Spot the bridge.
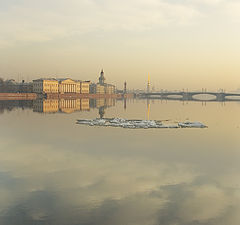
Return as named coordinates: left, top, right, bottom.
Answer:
left=138, top=91, right=240, bottom=102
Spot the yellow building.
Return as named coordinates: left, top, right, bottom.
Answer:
left=90, top=83, right=115, bottom=94
left=80, top=81, right=90, bottom=94
left=58, top=79, right=81, bottom=94
left=33, top=79, right=58, bottom=93
left=33, top=78, right=90, bottom=94
left=96, top=84, right=105, bottom=94
left=33, top=99, right=59, bottom=113
left=89, top=70, right=115, bottom=94
left=105, top=84, right=116, bottom=94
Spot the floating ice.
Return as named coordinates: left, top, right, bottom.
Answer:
left=178, top=121, right=207, bottom=128
left=76, top=118, right=207, bottom=129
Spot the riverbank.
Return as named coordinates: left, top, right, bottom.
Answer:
left=0, top=93, right=37, bottom=100
left=45, top=93, right=134, bottom=99
left=0, top=93, right=134, bottom=100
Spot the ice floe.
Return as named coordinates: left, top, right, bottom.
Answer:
left=178, top=121, right=207, bottom=128
left=76, top=118, right=207, bottom=129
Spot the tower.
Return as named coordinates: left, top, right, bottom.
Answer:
left=99, top=69, right=106, bottom=85
left=147, top=74, right=150, bottom=93
left=124, top=81, right=127, bottom=94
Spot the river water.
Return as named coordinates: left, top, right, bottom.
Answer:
left=0, top=98, right=239, bottom=225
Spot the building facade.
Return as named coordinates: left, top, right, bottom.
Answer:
left=99, top=69, right=106, bottom=85
left=58, top=79, right=81, bottom=94
left=33, top=78, right=90, bottom=94
left=90, top=70, right=116, bottom=94
left=96, top=84, right=105, bottom=94
left=105, top=84, right=116, bottom=94
left=80, top=81, right=90, bottom=94
left=33, top=79, right=59, bottom=93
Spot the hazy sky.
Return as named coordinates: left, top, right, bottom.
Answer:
left=0, top=0, right=240, bottom=90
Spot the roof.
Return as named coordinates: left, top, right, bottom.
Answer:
left=33, top=78, right=91, bottom=83
left=33, top=78, right=57, bottom=82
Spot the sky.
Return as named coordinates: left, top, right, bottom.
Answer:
left=0, top=0, right=240, bottom=90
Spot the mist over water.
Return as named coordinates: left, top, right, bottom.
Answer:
left=0, top=99, right=239, bottom=225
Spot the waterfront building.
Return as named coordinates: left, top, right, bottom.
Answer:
left=99, top=69, right=105, bottom=85
left=33, top=79, right=58, bottom=94
left=90, top=83, right=105, bottom=94
left=33, top=78, right=90, bottom=94
left=90, top=70, right=116, bottom=94
left=105, top=84, right=115, bottom=94
left=89, top=83, right=96, bottom=94
left=58, top=78, right=81, bottom=94
left=96, top=83, right=105, bottom=94
left=80, top=81, right=90, bottom=94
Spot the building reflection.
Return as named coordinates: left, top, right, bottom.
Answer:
left=89, top=98, right=116, bottom=118
left=98, top=106, right=105, bottom=119
left=32, top=98, right=115, bottom=114
left=33, top=99, right=59, bottom=113
left=33, top=99, right=91, bottom=113
left=0, top=98, right=116, bottom=115
left=89, top=98, right=115, bottom=109
left=0, top=100, right=33, bottom=114
left=59, top=98, right=90, bottom=113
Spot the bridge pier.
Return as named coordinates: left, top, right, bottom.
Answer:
left=216, top=93, right=226, bottom=102
left=182, top=93, right=193, bottom=101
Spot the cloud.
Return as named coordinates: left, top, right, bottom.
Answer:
left=0, top=0, right=202, bottom=48
left=225, top=1, right=240, bottom=23
left=1, top=0, right=240, bottom=49
left=189, top=0, right=223, bottom=5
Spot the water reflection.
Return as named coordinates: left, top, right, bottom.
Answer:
left=33, top=98, right=116, bottom=114
left=0, top=98, right=116, bottom=116
left=0, top=99, right=239, bottom=225
left=0, top=100, right=33, bottom=114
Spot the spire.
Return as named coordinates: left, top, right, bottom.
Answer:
left=124, top=81, right=127, bottom=93
left=99, top=69, right=106, bottom=85
left=147, top=73, right=150, bottom=93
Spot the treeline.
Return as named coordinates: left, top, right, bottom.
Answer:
left=0, top=78, right=32, bottom=93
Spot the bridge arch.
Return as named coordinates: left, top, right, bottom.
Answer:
left=225, top=95, right=240, bottom=101
left=165, top=94, right=183, bottom=99
left=191, top=93, right=217, bottom=101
